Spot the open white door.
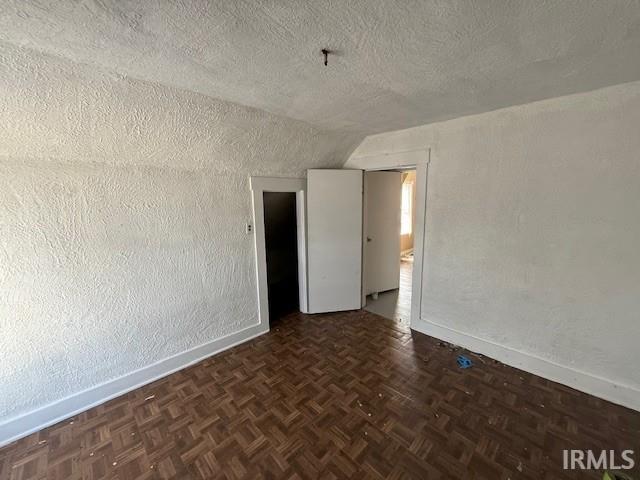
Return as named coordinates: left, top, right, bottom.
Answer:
left=307, top=169, right=363, bottom=313
left=363, top=171, right=402, bottom=296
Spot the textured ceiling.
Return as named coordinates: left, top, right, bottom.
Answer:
left=1, top=0, right=640, bottom=133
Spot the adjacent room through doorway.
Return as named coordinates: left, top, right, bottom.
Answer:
left=363, top=169, right=416, bottom=323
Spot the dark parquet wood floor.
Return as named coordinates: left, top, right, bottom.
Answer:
left=1, top=311, right=639, bottom=479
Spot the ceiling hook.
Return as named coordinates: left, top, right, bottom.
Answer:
left=321, top=49, right=330, bottom=66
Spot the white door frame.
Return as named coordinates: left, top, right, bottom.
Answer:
left=250, top=177, right=308, bottom=330
left=349, top=149, right=430, bottom=327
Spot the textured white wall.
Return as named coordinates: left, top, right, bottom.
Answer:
left=0, top=41, right=360, bottom=422
left=347, top=81, right=640, bottom=395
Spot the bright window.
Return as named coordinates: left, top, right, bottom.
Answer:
left=401, top=180, right=413, bottom=235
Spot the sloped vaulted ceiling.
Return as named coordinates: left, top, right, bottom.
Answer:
left=1, top=0, right=640, bottom=134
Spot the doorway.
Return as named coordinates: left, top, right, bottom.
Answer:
left=363, top=169, right=416, bottom=324
left=263, top=192, right=299, bottom=324
left=251, top=158, right=427, bottom=330
left=250, top=176, right=308, bottom=331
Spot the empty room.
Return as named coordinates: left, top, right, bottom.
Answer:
left=1, top=1, right=640, bottom=479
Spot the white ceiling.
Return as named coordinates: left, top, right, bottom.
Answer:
left=1, top=0, right=640, bottom=134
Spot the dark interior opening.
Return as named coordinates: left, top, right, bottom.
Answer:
left=263, top=192, right=299, bottom=325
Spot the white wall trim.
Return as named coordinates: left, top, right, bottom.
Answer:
left=350, top=148, right=430, bottom=326
left=410, top=157, right=429, bottom=327
left=250, top=176, right=308, bottom=327
left=0, top=323, right=268, bottom=447
left=412, top=318, right=640, bottom=412
left=250, top=176, right=305, bottom=193
left=350, top=148, right=431, bottom=167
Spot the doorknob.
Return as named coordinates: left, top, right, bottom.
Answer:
left=367, top=237, right=372, bottom=242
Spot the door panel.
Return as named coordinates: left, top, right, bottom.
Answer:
left=307, top=169, right=363, bottom=313
left=364, top=171, right=402, bottom=296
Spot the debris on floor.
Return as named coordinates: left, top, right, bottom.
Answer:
left=467, top=351, right=487, bottom=364
left=437, top=341, right=459, bottom=351
left=436, top=340, right=496, bottom=368
left=456, top=355, right=473, bottom=369
left=603, top=471, right=636, bottom=480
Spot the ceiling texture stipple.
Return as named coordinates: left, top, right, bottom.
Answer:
left=1, top=0, right=640, bottom=134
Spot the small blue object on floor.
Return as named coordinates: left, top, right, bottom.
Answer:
left=457, top=355, right=473, bottom=369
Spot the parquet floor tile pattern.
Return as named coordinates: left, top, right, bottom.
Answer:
left=1, top=311, right=638, bottom=479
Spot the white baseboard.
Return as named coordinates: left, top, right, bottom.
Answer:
left=0, top=323, right=268, bottom=448
left=412, top=318, right=640, bottom=412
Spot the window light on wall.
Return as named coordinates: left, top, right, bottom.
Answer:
left=401, top=180, right=413, bottom=235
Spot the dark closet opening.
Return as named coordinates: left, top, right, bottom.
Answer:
left=263, top=192, right=299, bottom=325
